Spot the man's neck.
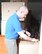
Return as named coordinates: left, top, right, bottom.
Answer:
left=16, top=11, right=21, bottom=18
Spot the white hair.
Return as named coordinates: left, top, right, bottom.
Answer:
left=18, top=6, right=28, bottom=12
left=16, top=6, right=28, bottom=18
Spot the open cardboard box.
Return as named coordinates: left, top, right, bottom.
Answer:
left=18, top=38, right=39, bottom=54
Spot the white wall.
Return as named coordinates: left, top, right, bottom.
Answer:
left=39, top=16, right=42, bottom=54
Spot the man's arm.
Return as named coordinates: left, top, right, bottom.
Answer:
left=17, top=31, right=32, bottom=41
left=17, top=30, right=38, bottom=42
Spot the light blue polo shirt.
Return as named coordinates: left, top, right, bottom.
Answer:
left=5, top=13, right=22, bottom=39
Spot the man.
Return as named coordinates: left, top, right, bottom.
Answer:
left=4, top=6, right=38, bottom=54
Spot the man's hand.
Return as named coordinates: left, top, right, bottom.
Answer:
left=26, top=31, right=31, bottom=36
left=31, top=38, right=38, bottom=42
left=23, top=30, right=31, bottom=36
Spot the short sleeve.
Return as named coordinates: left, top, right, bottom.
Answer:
left=12, top=14, right=22, bottom=32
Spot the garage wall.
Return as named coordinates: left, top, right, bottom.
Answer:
left=27, top=2, right=42, bottom=23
